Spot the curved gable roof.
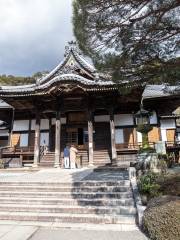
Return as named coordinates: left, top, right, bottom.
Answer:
left=0, top=41, right=114, bottom=97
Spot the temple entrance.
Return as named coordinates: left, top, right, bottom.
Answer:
left=64, top=111, right=88, bottom=149
left=78, top=128, right=84, bottom=145
left=94, top=122, right=111, bottom=150
left=66, top=127, right=88, bottom=149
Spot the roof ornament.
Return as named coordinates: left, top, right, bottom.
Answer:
left=64, top=41, right=82, bottom=57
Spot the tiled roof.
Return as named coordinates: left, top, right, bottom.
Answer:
left=0, top=42, right=115, bottom=97
left=143, top=85, right=179, bottom=99
left=0, top=99, right=12, bottom=108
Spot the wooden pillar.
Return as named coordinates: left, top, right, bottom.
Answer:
left=54, top=111, right=61, bottom=168
left=28, top=119, right=32, bottom=148
left=88, top=111, right=94, bottom=166
left=49, top=118, right=52, bottom=151
left=33, top=113, right=40, bottom=167
left=9, top=108, right=15, bottom=147
left=110, top=112, right=117, bottom=161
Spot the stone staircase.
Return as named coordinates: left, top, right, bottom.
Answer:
left=0, top=177, right=137, bottom=225
left=93, top=149, right=112, bottom=166
left=39, top=152, right=55, bottom=167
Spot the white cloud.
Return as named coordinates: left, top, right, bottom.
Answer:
left=0, top=0, right=73, bottom=75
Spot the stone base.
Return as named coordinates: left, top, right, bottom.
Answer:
left=136, top=153, right=160, bottom=173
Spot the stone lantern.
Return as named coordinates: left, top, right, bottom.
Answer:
left=135, top=106, right=152, bottom=149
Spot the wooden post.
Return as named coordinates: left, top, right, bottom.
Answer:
left=110, top=113, right=117, bottom=161
left=28, top=119, right=31, bottom=148
left=33, top=113, right=40, bottom=167
left=9, top=108, right=15, bottom=147
left=54, top=111, right=61, bottom=168
left=49, top=118, right=52, bottom=151
left=88, top=111, right=94, bottom=166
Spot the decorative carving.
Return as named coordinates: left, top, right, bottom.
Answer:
left=55, top=64, right=80, bottom=76
left=64, top=41, right=82, bottom=57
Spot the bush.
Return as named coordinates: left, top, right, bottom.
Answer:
left=143, top=196, right=180, bottom=240
left=138, top=147, right=155, bottom=154
left=138, top=172, right=161, bottom=199
left=158, top=153, right=175, bottom=168
left=158, top=173, right=180, bottom=197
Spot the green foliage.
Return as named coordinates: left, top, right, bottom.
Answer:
left=73, top=0, right=180, bottom=85
left=0, top=71, right=49, bottom=86
left=0, top=75, right=35, bottom=86
left=143, top=196, right=180, bottom=240
left=138, top=147, right=155, bottom=154
left=136, top=124, right=153, bottom=134
left=138, top=172, right=161, bottom=198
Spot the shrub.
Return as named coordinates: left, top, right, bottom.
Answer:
left=158, top=173, right=180, bottom=197
left=138, top=172, right=161, bottom=199
left=158, top=153, right=175, bottom=168
left=143, top=196, right=180, bottom=240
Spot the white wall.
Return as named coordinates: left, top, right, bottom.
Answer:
left=13, top=120, right=29, bottom=131
left=160, top=119, right=176, bottom=129
left=94, top=115, right=110, bottom=122
left=31, top=119, right=51, bottom=130
left=20, top=133, right=28, bottom=147
left=40, top=132, right=49, bottom=146
left=161, top=129, right=167, bottom=141
left=0, top=130, right=9, bottom=136
left=114, top=114, right=134, bottom=126
left=31, top=120, right=36, bottom=130
left=40, top=119, right=49, bottom=130
left=137, top=131, right=142, bottom=143
left=150, top=111, right=158, bottom=124
left=115, top=129, right=124, bottom=144
left=51, top=118, right=66, bottom=125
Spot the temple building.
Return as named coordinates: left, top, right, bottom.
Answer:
left=0, top=42, right=180, bottom=168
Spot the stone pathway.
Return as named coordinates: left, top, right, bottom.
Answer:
left=0, top=168, right=92, bottom=183
left=30, top=228, right=148, bottom=240
left=0, top=223, right=148, bottom=240
left=83, top=170, right=129, bottom=181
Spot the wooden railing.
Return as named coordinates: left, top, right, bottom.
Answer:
left=116, top=142, right=156, bottom=151
left=166, top=141, right=180, bottom=148
left=1, top=146, right=34, bottom=155
left=116, top=141, right=180, bottom=151
left=1, top=140, right=179, bottom=157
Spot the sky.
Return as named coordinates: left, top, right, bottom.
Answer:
left=0, top=0, right=73, bottom=76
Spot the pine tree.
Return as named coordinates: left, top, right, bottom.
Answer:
left=73, top=0, right=180, bottom=85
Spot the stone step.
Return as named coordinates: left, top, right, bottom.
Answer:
left=0, top=186, right=131, bottom=192
left=0, top=181, right=130, bottom=187
left=0, top=197, right=135, bottom=206
left=0, top=211, right=136, bottom=224
left=0, top=204, right=136, bottom=215
left=0, top=191, right=133, bottom=199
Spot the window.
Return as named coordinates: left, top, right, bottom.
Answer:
left=40, top=132, right=49, bottom=146
left=115, top=129, right=124, bottom=144
left=66, top=131, right=78, bottom=144
left=20, top=133, right=28, bottom=147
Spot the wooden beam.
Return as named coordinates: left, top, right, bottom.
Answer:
left=54, top=111, right=61, bottom=168
left=88, top=110, right=94, bottom=166
left=33, top=112, right=40, bottom=167
left=110, top=110, right=117, bottom=161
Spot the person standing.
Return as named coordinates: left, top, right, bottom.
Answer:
left=63, top=146, right=70, bottom=169
left=70, top=145, right=78, bottom=169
